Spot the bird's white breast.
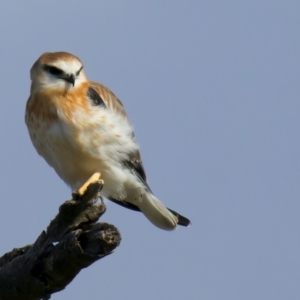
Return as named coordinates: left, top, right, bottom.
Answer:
left=27, top=104, right=139, bottom=193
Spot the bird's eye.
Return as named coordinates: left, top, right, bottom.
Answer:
left=43, top=65, right=63, bottom=76
left=76, top=66, right=83, bottom=76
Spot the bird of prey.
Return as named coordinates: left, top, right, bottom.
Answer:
left=25, top=51, right=190, bottom=230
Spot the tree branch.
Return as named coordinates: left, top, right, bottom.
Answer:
left=0, top=173, right=121, bottom=300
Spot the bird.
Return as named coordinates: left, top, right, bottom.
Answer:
left=25, top=51, right=190, bottom=230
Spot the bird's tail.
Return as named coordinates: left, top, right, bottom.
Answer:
left=138, top=192, right=190, bottom=230
left=167, top=208, right=191, bottom=227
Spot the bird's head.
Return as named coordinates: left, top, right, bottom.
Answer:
left=30, top=51, right=87, bottom=93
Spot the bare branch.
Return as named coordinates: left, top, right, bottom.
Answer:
left=0, top=173, right=121, bottom=300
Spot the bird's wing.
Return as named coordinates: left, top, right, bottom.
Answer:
left=88, top=81, right=128, bottom=119
left=87, top=82, right=148, bottom=183
left=86, top=82, right=190, bottom=227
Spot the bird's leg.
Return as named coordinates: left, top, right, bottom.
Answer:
left=96, top=195, right=105, bottom=205
left=72, top=172, right=104, bottom=200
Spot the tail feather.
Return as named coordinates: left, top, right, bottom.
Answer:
left=138, top=193, right=178, bottom=230
left=167, top=208, right=191, bottom=227
left=109, top=194, right=191, bottom=230
left=118, top=160, right=191, bottom=229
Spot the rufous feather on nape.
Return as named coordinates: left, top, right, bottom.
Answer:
left=25, top=51, right=190, bottom=230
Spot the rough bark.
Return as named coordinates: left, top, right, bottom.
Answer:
left=0, top=174, right=121, bottom=300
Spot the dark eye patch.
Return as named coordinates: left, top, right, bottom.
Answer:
left=87, top=87, right=106, bottom=108
left=43, top=65, right=63, bottom=76
left=76, top=66, right=83, bottom=76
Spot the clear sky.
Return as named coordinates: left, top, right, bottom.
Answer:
left=0, top=1, right=299, bottom=299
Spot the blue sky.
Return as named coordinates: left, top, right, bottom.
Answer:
left=0, top=1, right=299, bottom=299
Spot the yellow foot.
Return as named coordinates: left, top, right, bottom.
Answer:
left=72, top=172, right=104, bottom=200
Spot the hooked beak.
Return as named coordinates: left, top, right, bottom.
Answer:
left=63, top=73, right=75, bottom=86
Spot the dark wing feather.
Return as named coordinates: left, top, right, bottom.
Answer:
left=87, top=87, right=106, bottom=107
left=108, top=154, right=151, bottom=211
left=88, top=82, right=128, bottom=118
left=124, top=156, right=150, bottom=192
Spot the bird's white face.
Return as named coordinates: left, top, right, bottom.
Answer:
left=30, top=52, right=87, bottom=92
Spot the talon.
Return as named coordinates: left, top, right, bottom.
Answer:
left=100, top=196, right=104, bottom=204
left=94, top=195, right=104, bottom=204
left=75, top=172, right=102, bottom=197
left=72, top=192, right=81, bottom=201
